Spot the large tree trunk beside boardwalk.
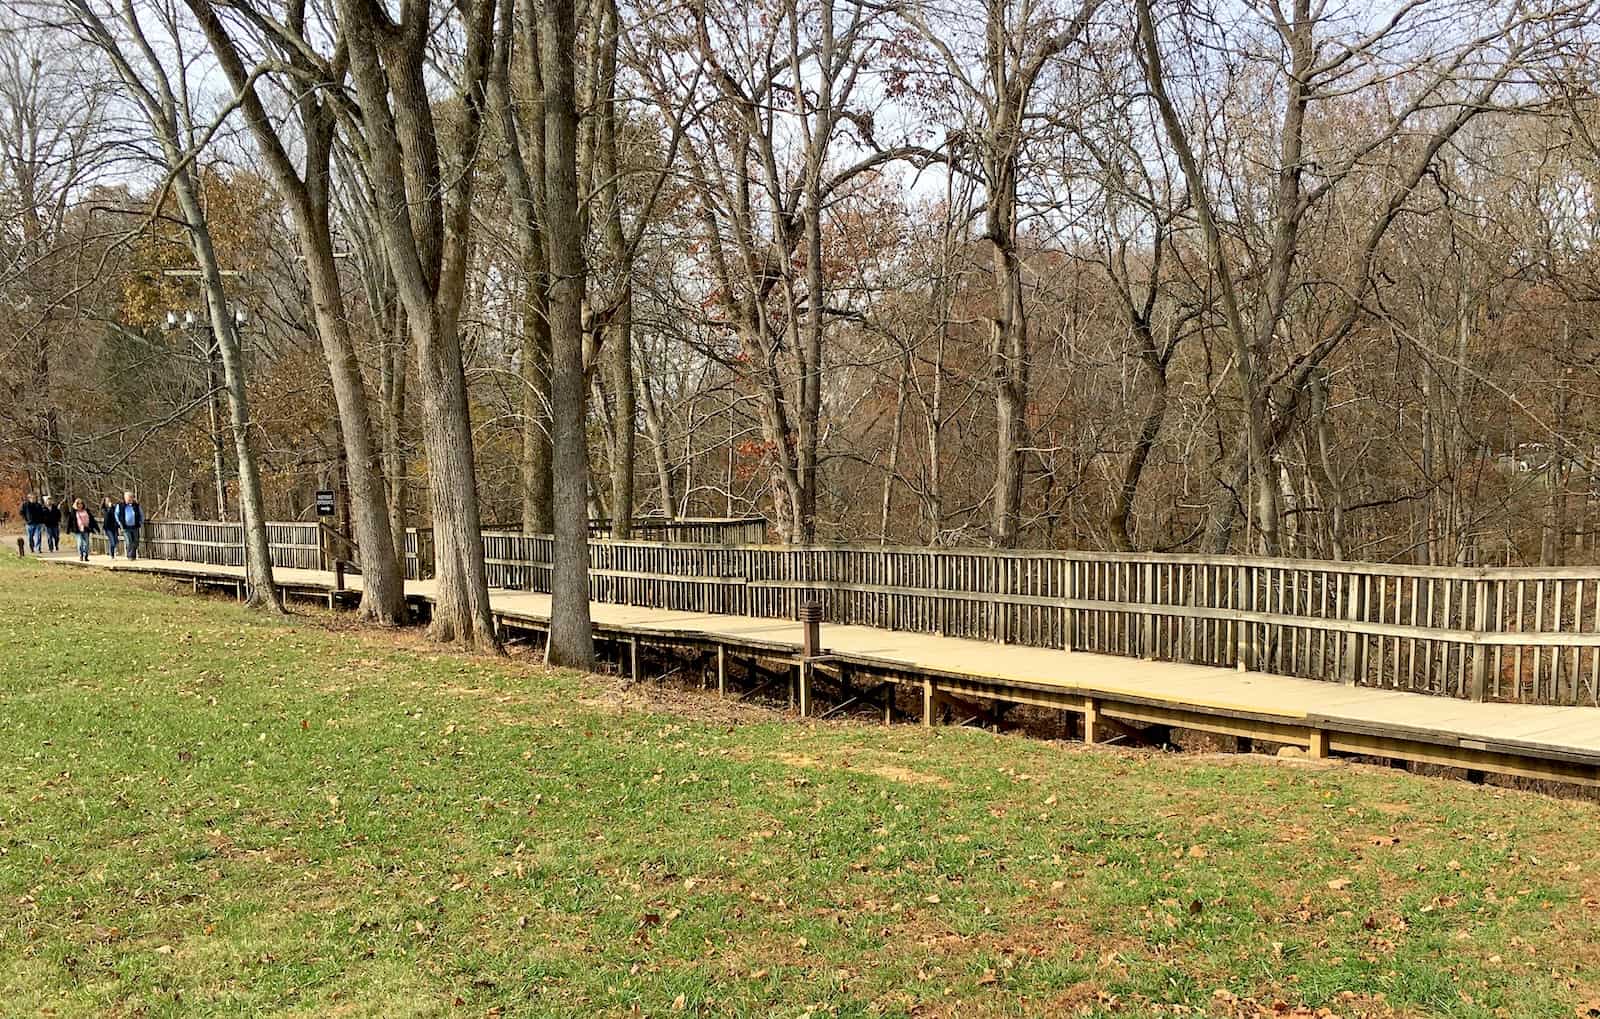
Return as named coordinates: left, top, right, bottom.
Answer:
left=418, top=329, right=500, bottom=641
left=335, top=0, right=500, bottom=648
left=486, top=0, right=556, bottom=536
left=299, top=223, right=410, bottom=622
left=187, top=0, right=409, bottom=622
left=172, top=172, right=281, bottom=610
left=542, top=0, right=595, bottom=669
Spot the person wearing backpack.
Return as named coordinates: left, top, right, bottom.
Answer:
left=117, top=492, right=144, bottom=561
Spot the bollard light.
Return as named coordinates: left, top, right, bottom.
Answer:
left=799, top=599, right=823, bottom=659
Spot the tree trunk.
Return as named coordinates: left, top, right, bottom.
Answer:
left=172, top=170, right=280, bottom=610
left=1109, top=349, right=1167, bottom=552
left=880, top=353, right=908, bottom=544
left=414, top=315, right=499, bottom=643
left=989, top=262, right=1027, bottom=548
left=604, top=303, right=635, bottom=538
left=639, top=371, right=678, bottom=519
left=381, top=304, right=411, bottom=567
left=594, top=0, right=634, bottom=540
left=336, top=0, right=499, bottom=648
left=299, top=223, right=408, bottom=622
left=206, top=342, right=228, bottom=516
left=542, top=0, right=595, bottom=668
left=187, top=0, right=407, bottom=622
left=985, top=135, right=1027, bottom=548
left=519, top=269, right=555, bottom=533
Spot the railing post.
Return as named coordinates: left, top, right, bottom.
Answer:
left=1235, top=565, right=1247, bottom=671
left=1140, top=561, right=1154, bottom=659
left=1066, top=559, right=1078, bottom=652
left=1470, top=577, right=1488, bottom=701
left=1340, top=572, right=1359, bottom=685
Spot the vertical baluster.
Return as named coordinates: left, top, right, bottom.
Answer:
left=1534, top=581, right=1546, bottom=701
left=1419, top=579, right=1433, bottom=693
left=1553, top=580, right=1566, bottom=701
left=1571, top=579, right=1585, bottom=705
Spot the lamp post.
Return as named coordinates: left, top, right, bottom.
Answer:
left=164, top=305, right=248, bottom=520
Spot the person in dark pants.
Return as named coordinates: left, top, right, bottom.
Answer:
left=66, top=498, right=99, bottom=561
left=18, top=493, right=42, bottom=553
left=101, top=496, right=122, bottom=558
left=41, top=496, right=61, bottom=552
left=117, top=491, right=144, bottom=560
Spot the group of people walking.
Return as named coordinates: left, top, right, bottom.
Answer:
left=18, top=492, right=144, bottom=562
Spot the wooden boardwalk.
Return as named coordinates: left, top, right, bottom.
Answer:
left=45, top=554, right=1600, bottom=786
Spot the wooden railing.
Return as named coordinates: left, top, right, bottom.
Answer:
left=134, top=520, right=324, bottom=570
left=471, top=539, right=1600, bottom=707
left=404, top=517, right=769, bottom=579
left=128, top=519, right=1600, bottom=706
left=586, top=517, right=769, bottom=544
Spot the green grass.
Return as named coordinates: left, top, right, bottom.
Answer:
left=2, top=553, right=1599, bottom=1018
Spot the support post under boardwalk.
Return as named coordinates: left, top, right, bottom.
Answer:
left=716, top=645, right=727, bottom=698
left=922, top=679, right=936, bottom=727
left=1083, top=698, right=1102, bottom=745
left=1308, top=728, right=1330, bottom=759
left=628, top=637, right=640, bottom=682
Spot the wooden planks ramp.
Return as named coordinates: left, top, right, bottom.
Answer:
left=43, top=554, right=1600, bottom=787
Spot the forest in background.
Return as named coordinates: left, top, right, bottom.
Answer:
left=4, top=0, right=1600, bottom=656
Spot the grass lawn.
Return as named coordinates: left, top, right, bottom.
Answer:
left=2, top=553, right=1600, bottom=1018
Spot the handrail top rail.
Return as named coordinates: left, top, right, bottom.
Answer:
left=477, top=530, right=1600, bottom=581
left=154, top=519, right=1600, bottom=582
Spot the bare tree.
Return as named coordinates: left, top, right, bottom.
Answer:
left=63, top=0, right=281, bottom=608
left=332, top=0, right=500, bottom=646
left=0, top=13, right=110, bottom=496
left=904, top=0, right=1101, bottom=547
left=186, top=0, right=408, bottom=623
left=541, top=0, right=594, bottom=666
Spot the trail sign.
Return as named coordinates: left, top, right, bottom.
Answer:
left=316, top=490, right=336, bottom=517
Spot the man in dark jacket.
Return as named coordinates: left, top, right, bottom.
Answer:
left=117, top=491, right=144, bottom=560
left=19, top=493, right=42, bottom=553
left=41, top=496, right=61, bottom=552
left=101, top=497, right=122, bottom=558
